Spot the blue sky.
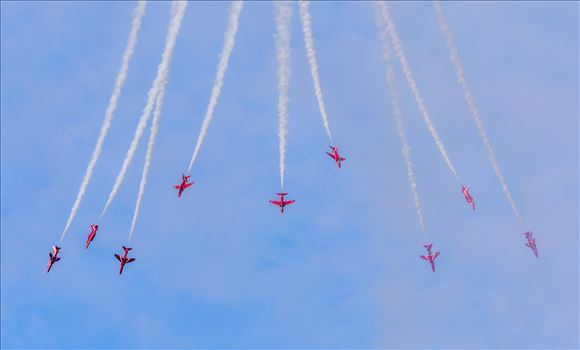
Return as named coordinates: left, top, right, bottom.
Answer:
left=1, top=1, right=578, bottom=348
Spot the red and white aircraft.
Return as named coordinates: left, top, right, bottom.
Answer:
left=462, top=185, right=475, bottom=210
left=269, top=192, right=295, bottom=214
left=326, top=145, right=346, bottom=168
left=114, top=246, right=135, bottom=275
left=85, top=224, right=99, bottom=249
left=420, top=243, right=440, bottom=272
left=46, top=245, right=61, bottom=273
left=524, top=231, right=539, bottom=258
left=174, top=174, right=194, bottom=198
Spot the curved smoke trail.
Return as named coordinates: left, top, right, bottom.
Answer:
left=274, top=1, right=292, bottom=190
left=188, top=1, right=244, bottom=172
left=129, top=81, right=166, bottom=240
left=60, top=1, right=146, bottom=242
left=298, top=0, right=333, bottom=143
left=100, top=0, right=187, bottom=220
left=434, top=1, right=523, bottom=224
left=375, top=2, right=427, bottom=240
left=380, top=2, right=460, bottom=182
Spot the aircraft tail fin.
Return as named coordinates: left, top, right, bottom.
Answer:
left=276, top=192, right=288, bottom=196
left=122, top=246, right=132, bottom=252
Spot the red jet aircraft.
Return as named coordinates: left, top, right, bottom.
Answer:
left=85, top=224, right=99, bottom=249
left=269, top=192, right=295, bottom=214
left=524, top=231, right=539, bottom=258
left=326, top=145, right=346, bottom=168
left=114, top=246, right=135, bottom=275
left=462, top=185, right=475, bottom=210
left=174, top=174, right=194, bottom=198
left=46, top=245, right=61, bottom=273
left=420, top=243, right=440, bottom=272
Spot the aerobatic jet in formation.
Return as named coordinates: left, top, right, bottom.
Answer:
left=524, top=231, right=539, bottom=258
left=114, top=246, right=135, bottom=275
left=174, top=174, right=194, bottom=198
left=420, top=243, right=440, bottom=272
left=85, top=224, right=99, bottom=249
left=269, top=193, right=295, bottom=214
left=462, top=185, right=475, bottom=210
left=46, top=245, right=61, bottom=273
left=326, top=145, right=346, bottom=168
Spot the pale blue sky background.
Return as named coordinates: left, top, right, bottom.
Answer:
left=1, top=1, right=578, bottom=348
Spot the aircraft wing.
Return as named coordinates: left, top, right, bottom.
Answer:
left=433, top=252, right=440, bottom=259
left=114, top=254, right=121, bottom=262
left=283, top=200, right=295, bottom=206
left=269, top=200, right=282, bottom=206
left=127, top=258, right=135, bottom=263
left=184, top=183, right=193, bottom=189
left=173, top=185, right=181, bottom=189
left=326, top=152, right=334, bottom=159
left=420, top=255, right=428, bottom=261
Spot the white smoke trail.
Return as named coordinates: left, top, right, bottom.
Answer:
left=274, top=1, right=292, bottom=190
left=187, top=1, right=244, bottom=172
left=375, top=3, right=427, bottom=240
left=59, top=1, right=146, bottom=242
left=100, top=0, right=187, bottom=220
left=380, top=2, right=460, bottom=182
left=298, top=0, right=333, bottom=143
left=434, top=1, right=523, bottom=224
left=129, top=81, right=166, bottom=240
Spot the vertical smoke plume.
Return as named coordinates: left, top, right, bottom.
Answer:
left=379, top=2, right=461, bottom=182
left=274, top=1, right=292, bottom=189
left=100, top=0, right=187, bottom=220
left=60, top=1, right=147, bottom=242
left=375, top=3, right=427, bottom=240
left=187, top=1, right=244, bottom=172
left=434, top=1, right=523, bottom=224
left=298, top=0, right=333, bottom=143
